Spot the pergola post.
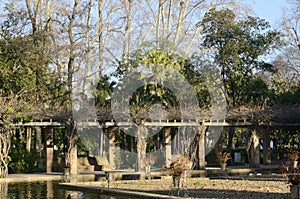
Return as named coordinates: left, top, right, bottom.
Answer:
left=164, top=127, right=172, bottom=168
left=107, top=127, right=116, bottom=169
left=45, top=127, right=54, bottom=173
left=69, top=143, right=78, bottom=182
left=35, top=127, right=43, bottom=152
left=262, top=130, right=271, bottom=165
left=198, top=125, right=207, bottom=169
left=26, top=128, right=32, bottom=152
left=46, top=181, right=53, bottom=198
left=248, top=128, right=260, bottom=168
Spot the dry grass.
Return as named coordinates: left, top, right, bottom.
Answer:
left=79, top=177, right=291, bottom=198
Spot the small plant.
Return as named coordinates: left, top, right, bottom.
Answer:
left=143, top=154, right=157, bottom=180
left=169, top=155, right=191, bottom=177
left=143, top=154, right=157, bottom=167
left=279, top=161, right=300, bottom=185
left=286, top=149, right=299, bottom=161
left=168, top=154, right=191, bottom=195
left=216, top=151, right=231, bottom=165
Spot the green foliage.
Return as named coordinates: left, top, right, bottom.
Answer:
left=92, top=75, right=116, bottom=106
left=0, top=2, right=67, bottom=114
left=200, top=8, right=282, bottom=107
left=0, top=36, right=36, bottom=97
left=8, top=150, right=43, bottom=173
left=242, top=78, right=270, bottom=107
left=8, top=129, right=44, bottom=173
left=181, top=59, right=211, bottom=108
left=274, top=87, right=300, bottom=105
left=116, top=48, right=187, bottom=120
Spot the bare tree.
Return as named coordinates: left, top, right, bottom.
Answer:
left=282, top=0, right=300, bottom=50
left=1, top=0, right=252, bottom=176
left=271, top=0, right=300, bottom=92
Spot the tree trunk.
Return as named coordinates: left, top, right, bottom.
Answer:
left=136, top=125, right=148, bottom=172
left=123, top=0, right=133, bottom=58
left=0, top=126, right=11, bottom=178
left=82, top=0, right=94, bottom=93
left=174, top=0, right=188, bottom=45
left=98, top=0, right=104, bottom=77
left=65, top=120, right=78, bottom=183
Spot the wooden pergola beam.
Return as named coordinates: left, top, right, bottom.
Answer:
left=10, top=119, right=300, bottom=128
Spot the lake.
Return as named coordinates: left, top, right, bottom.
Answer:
left=0, top=181, right=140, bottom=199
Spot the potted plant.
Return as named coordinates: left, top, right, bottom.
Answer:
left=286, top=149, right=299, bottom=168
left=216, top=151, right=231, bottom=171
left=168, top=155, right=191, bottom=191
left=279, top=160, right=300, bottom=199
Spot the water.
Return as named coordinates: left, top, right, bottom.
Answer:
left=0, top=181, right=140, bottom=199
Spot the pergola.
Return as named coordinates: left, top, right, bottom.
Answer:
left=10, top=112, right=300, bottom=174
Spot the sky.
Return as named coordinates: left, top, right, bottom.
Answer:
left=247, top=0, right=288, bottom=28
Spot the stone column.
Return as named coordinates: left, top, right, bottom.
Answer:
left=0, top=182, right=8, bottom=198
left=45, top=127, right=54, bottom=173
left=35, top=127, right=43, bottom=152
left=46, top=181, right=53, bottom=198
left=26, top=128, right=32, bottom=152
left=107, top=127, right=116, bottom=169
left=164, top=127, right=172, bottom=168
left=262, top=130, right=271, bottom=165
left=248, top=128, right=260, bottom=168
left=69, top=143, right=78, bottom=183
left=99, top=129, right=103, bottom=156
left=198, top=125, right=207, bottom=169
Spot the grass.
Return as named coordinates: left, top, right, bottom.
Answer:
left=80, top=177, right=290, bottom=194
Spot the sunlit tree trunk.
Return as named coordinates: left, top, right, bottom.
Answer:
left=136, top=125, right=148, bottom=172
left=82, top=0, right=94, bottom=93
left=0, top=126, right=11, bottom=178
left=98, top=0, right=104, bottom=77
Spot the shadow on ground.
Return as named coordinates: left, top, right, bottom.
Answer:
left=135, top=188, right=290, bottom=199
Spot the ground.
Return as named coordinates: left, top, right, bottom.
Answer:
left=79, top=177, right=291, bottom=199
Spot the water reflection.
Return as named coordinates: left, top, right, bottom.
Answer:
left=0, top=181, right=138, bottom=199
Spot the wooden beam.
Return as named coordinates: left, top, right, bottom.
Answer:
left=9, top=119, right=300, bottom=128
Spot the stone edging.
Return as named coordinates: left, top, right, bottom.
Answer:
left=59, top=183, right=190, bottom=199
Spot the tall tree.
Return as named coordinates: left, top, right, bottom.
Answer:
left=199, top=8, right=281, bottom=166
left=0, top=4, right=49, bottom=176
left=200, top=8, right=281, bottom=108
left=112, top=46, right=196, bottom=171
